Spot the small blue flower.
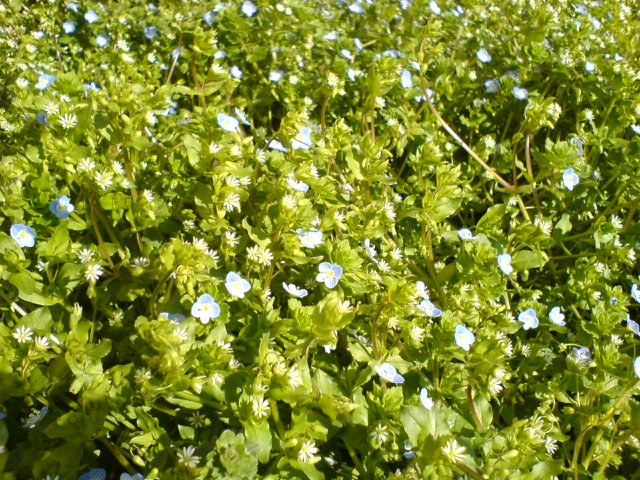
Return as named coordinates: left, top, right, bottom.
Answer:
left=120, top=474, right=145, bottom=480
left=375, top=363, right=404, bottom=383
left=497, top=253, right=513, bottom=275
left=458, top=228, right=477, bottom=240
left=585, top=61, right=595, bottom=73
left=191, top=294, right=221, bottom=324
left=429, top=0, right=441, bottom=15
left=214, top=50, right=226, bottom=59
left=50, top=195, right=75, bottom=219
left=548, top=306, right=566, bottom=326
left=400, top=70, right=413, bottom=89
left=484, top=78, right=499, bottom=94
left=268, top=139, right=289, bottom=153
left=297, top=228, right=323, bottom=248
left=348, top=2, right=365, bottom=13
left=286, top=177, right=309, bottom=192
left=631, top=124, right=640, bottom=134
left=78, top=468, right=106, bottom=480
left=144, top=26, right=158, bottom=39
left=627, top=315, right=640, bottom=337
left=631, top=284, right=640, bottom=303
left=518, top=308, right=539, bottom=330
left=22, top=405, right=49, bottom=428
left=323, top=32, right=339, bottom=41
left=217, top=113, right=239, bottom=132
left=225, top=271, right=252, bottom=298
left=84, top=10, right=99, bottom=24
left=417, top=299, right=443, bottom=317
left=63, top=21, right=76, bottom=34
left=96, top=34, right=109, bottom=47
left=291, top=127, right=312, bottom=150
left=340, top=49, right=354, bottom=61
left=241, top=1, right=257, bottom=17
left=35, top=74, right=56, bottom=91
left=364, top=238, right=378, bottom=263
left=476, top=48, right=491, bottom=63
left=68, top=2, right=79, bottom=12
left=283, top=282, right=308, bottom=298
left=10, top=224, right=36, bottom=248
left=347, top=68, right=358, bottom=82
left=316, top=262, right=343, bottom=289
left=455, top=324, right=475, bottom=351
left=512, top=87, right=528, bottom=100
left=203, top=11, right=215, bottom=25
left=230, top=65, right=243, bottom=79
left=0, top=411, right=7, bottom=421
left=354, top=38, right=363, bottom=52
left=84, top=82, right=100, bottom=97
left=562, top=167, right=579, bottom=191
left=36, top=112, right=51, bottom=127
left=269, top=70, right=284, bottom=82
left=419, top=387, right=434, bottom=409
left=635, top=357, right=640, bottom=379
left=158, top=312, right=186, bottom=324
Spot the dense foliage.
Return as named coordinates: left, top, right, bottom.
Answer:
left=1, top=0, right=640, bottom=479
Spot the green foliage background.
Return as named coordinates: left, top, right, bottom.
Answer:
left=1, top=0, right=640, bottom=478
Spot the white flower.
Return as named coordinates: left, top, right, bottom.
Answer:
left=563, top=168, right=580, bottom=191
left=549, top=306, right=566, bottom=326
left=34, top=336, right=50, bottom=350
left=94, top=171, right=113, bottom=190
left=442, top=438, right=466, bottom=463
left=176, top=446, right=200, bottom=468
left=13, top=326, right=33, bottom=343
left=225, top=231, right=239, bottom=247
left=283, top=282, right=308, bottom=298
left=252, top=398, right=270, bottom=419
left=420, top=387, right=434, bottom=409
left=225, top=272, right=251, bottom=298
left=455, top=325, right=475, bottom=351
left=59, top=113, right=78, bottom=130
left=85, top=264, right=103, bottom=282
left=545, top=437, right=558, bottom=455
left=298, top=440, right=319, bottom=463
left=498, top=253, right=513, bottom=275
left=371, top=424, right=388, bottom=444
left=375, top=363, right=404, bottom=383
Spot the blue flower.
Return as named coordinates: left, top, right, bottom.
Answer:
left=497, top=253, right=513, bottom=275
left=341, top=49, right=354, bottom=60
left=286, top=177, right=309, bottom=192
left=347, top=68, right=358, bottom=82
left=63, top=21, right=76, bottom=34
left=585, top=61, right=595, bottom=73
left=548, top=306, right=566, bottom=326
left=316, top=262, right=343, bottom=289
left=627, top=315, right=640, bottom=336
left=78, top=468, right=106, bottom=480
left=375, top=363, right=404, bottom=383
left=400, top=70, right=413, bottom=89
left=203, top=11, right=215, bottom=24
left=458, top=228, right=477, bottom=240
left=22, top=405, right=49, bottom=428
left=84, top=82, right=100, bottom=96
left=35, top=74, right=56, bottom=91
left=631, top=284, right=640, bottom=303
left=349, top=2, right=365, bottom=13
left=68, top=2, right=79, bottom=12
left=36, top=112, right=51, bottom=127
left=217, top=113, right=239, bottom=132
left=364, top=238, right=378, bottom=263
left=476, top=48, right=491, bottom=63
left=268, top=139, right=288, bottom=152
left=144, top=26, right=158, bottom=39
left=419, top=387, right=434, bottom=409
left=269, top=70, right=284, bottom=82
left=191, top=294, right=220, bottom=324
left=84, top=10, right=99, bottom=24
left=429, top=0, right=441, bottom=15
left=484, top=78, right=499, bottom=94
left=354, top=38, right=363, bottom=52
left=225, top=271, right=252, bottom=298
left=562, top=167, right=579, bottom=191
left=283, top=282, right=308, bottom=298
left=418, top=299, right=443, bottom=317
left=631, top=124, right=640, bottom=134
left=230, top=65, right=243, bottom=79
left=512, top=87, right=528, bottom=100
left=10, top=224, right=36, bottom=248
left=635, top=357, right=640, bottom=379
left=159, top=312, right=186, bottom=324
left=518, top=308, right=539, bottom=330
left=96, top=34, right=109, bottom=47
left=241, top=1, right=257, bottom=17
left=0, top=411, right=6, bottom=421
left=455, top=324, right=475, bottom=351
left=297, top=228, right=323, bottom=248
left=291, top=127, right=312, bottom=150
left=49, top=195, right=75, bottom=219
left=120, top=474, right=145, bottom=480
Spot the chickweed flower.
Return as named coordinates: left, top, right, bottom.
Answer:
left=562, top=168, right=580, bottom=191
left=518, top=308, right=539, bottom=330
left=549, top=306, right=566, bottom=326
left=10, top=224, right=36, bottom=248
left=498, top=253, right=513, bottom=275
left=283, top=282, right=308, bottom=298
left=59, top=114, right=77, bottom=129
left=191, top=294, right=221, bottom=324
left=375, top=362, right=405, bottom=383
left=49, top=195, right=75, bottom=219
left=298, top=441, right=319, bottom=464
left=13, top=326, right=33, bottom=343
left=316, top=262, right=343, bottom=289
left=371, top=424, right=388, bottom=445
left=85, top=264, right=103, bottom=282
left=442, top=438, right=466, bottom=463
left=225, top=272, right=252, bottom=298
left=252, top=398, right=270, bottom=419
left=176, top=446, right=199, bottom=468
left=455, top=324, right=475, bottom=351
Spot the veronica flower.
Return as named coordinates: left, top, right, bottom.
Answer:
left=120, top=474, right=144, bottom=480
left=375, top=363, right=404, bottom=383
left=513, top=87, right=528, bottom=100
left=498, top=253, right=513, bottom=275
left=269, top=70, right=284, bottom=82
left=84, top=82, right=100, bottom=96
left=429, top=0, right=441, bottom=15
left=96, top=34, right=109, bottom=47
left=518, top=308, right=539, bottom=330
left=49, top=195, right=75, bottom=219
left=347, top=68, right=358, bottom=82
left=225, top=271, right=251, bottom=298
left=420, top=387, right=434, bottom=409
left=631, top=125, right=640, bottom=134
left=35, top=74, right=55, bottom=91
left=291, top=127, right=312, bottom=150
left=217, top=113, right=239, bottom=132
left=548, top=306, right=566, bottom=326
left=79, top=469, right=106, bottom=480
left=63, top=21, right=76, bottom=34
left=485, top=78, right=499, bottom=94
left=241, top=1, right=257, bottom=16
left=458, top=229, right=477, bottom=240
left=287, top=177, right=309, bottom=192
left=417, top=299, right=443, bottom=317
left=191, top=294, right=221, bottom=324
left=401, top=70, right=413, bottom=88
left=585, top=61, right=595, bottom=73
left=348, top=2, right=365, bottom=13
left=10, top=224, right=36, bottom=248
left=562, top=168, right=579, bottom=191
left=476, top=49, right=491, bottom=63
left=36, top=112, right=51, bottom=127
left=23, top=406, right=49, bottom=428
left=297, top=228, right=323, bottom=248
left=632, top=284, right=640, bottom=303
left=84, top=10, right=99, bottom=23
left=323, top=32, right=339, bottom=41
left=283, top=282, right=308, bottom=298
left=203, top=11, right=215, bottom=24
left=635, top=357, right=640, bottom=379
left=230, top=65, right=243, bottom=79
left=144, top=26, right=158, bottom=39
left=455, top=324, right=475, bottom=351
left=316, top=262, right=343, bottom=289
left=364, top=238, right=378, bottom=263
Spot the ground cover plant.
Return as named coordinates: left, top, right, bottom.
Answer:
left=1, top=0, right=640, bottom=478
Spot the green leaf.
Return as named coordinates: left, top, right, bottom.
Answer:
left=19, top=307, right=52, bottom=334
left=10, top=271, right=35, bottom=295
left=511, top=250, right=547, bottom=271
left=245, top=421, right=272, bottom=463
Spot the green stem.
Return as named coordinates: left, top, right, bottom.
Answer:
left=466, top=385, right=485, bottom=431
